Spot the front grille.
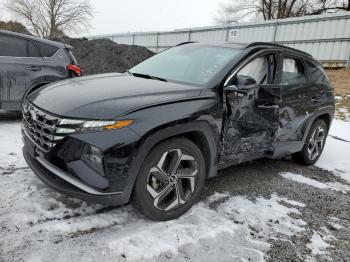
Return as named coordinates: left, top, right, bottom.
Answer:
left=22, top=102, right=63, bottom=151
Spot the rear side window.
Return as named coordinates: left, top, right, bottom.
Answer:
left=306, top=61, right=329, bottom=82
left=28, top=41, right=41, bottom=57
left=36, top=42, right=59, bottom=57
left=0, top=35, right=27, bottom=57
left=281, top=58, right=306, bottom=85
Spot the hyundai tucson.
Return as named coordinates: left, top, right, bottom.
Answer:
left=22, top=42, right=334, bottom=221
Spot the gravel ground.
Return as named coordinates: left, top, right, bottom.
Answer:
left=203, top=158, right=350, bottom=261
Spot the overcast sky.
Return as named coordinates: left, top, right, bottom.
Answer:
left=0, top=0, right=226, bottom=37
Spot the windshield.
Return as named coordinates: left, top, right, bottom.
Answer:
left=129, top=45, right=240, bottom=86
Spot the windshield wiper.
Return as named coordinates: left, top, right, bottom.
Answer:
left=127, top=71, right=168, bottom=82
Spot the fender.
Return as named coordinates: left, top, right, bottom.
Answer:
left=272, top=105, right=334, bottom=158
left=121, top=120, right=220, bottom=202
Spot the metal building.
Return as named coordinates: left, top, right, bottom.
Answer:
left=90, top=13, right=350, bottom=67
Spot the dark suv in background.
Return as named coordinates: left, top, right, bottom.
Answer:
left=22, top=42, right=334, bottom=221
left=0, top=30, right=81, bottom=111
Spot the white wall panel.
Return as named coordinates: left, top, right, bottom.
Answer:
left=89, top=13, right=350, bottom=62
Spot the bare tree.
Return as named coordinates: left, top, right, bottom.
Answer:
left=5, top=0, right=93, bottom=38
left=215, top=0, right=350, bottom=24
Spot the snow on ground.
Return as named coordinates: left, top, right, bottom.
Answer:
left=317, top=119, right=350, bottom=183
left=0, top=121, right=27, bottom=168
left=280, top=172, right=350, bottom=193
left=0, top=121, right=308, bottom=261
left=1, top=115, right=349, bottom=261
left=1, top=169, right=307, bottom=261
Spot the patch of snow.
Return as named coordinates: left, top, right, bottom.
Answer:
left=306, top=231, right=334, bottom=261
left=0, top=121, right=26, bottom=168
left=280, top=172, right=350, bottom=194
left=316, top=119, right=350, bottom=184
left=216, top=193, right=307, bottom=238
left=281, top=199, right=306, bottom=207
left=328, top=217, right=342, bottom=230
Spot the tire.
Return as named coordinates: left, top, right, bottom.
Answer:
left=292, top=119, right=328, bottom=166
left=132, top=137, right=206, bottom=221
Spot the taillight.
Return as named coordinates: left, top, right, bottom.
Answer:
left=67, top=64, right=83, bottom=77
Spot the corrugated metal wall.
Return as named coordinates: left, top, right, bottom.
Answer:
left=90, top=13, right=350, bottom=66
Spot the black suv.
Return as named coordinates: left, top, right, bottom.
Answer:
left=22, top=42, right=334, bottom=221
left=0, top=30, right=81, bottom=111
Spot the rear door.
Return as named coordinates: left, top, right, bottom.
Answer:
left=276, top=55, right=311, bottom=142
left=0, top=34, right=45, bottom=110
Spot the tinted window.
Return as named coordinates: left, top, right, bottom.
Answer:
left=36, top=42, right=59, bottom=57
left=28, top=41, right=41, bottom=57
left=281, top=58, right=306, bottom=85
left=306, top=61, right=328, bottom=82
left=0, top=35, right=27, bottom=57
left=130, top=45, right=240, bottom=85
left=237, top=57, right=268, bottom=84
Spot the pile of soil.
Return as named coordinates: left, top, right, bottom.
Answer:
left=54, top=37, right=154, bottom=75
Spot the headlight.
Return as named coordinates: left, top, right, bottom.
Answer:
left=56, top=119, right=134, bottom=134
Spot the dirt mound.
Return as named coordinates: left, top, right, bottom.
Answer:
left=54, top=37, right=154, bottom=75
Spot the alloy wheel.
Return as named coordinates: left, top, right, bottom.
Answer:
left=146, top=149, right=198, bottom=211
left=307, top=126, right=325, bottom=161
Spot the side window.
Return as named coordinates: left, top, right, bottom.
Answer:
left=237, top=57, right=268, bottom=85
left=306, top=61, right=328, bottom=83
left=281, top=58, right=306, bottom=85
left=28, top=41, right=41, bottom=57
left=36, top=42, right=59, bottom=57
left=0, top=35, right=27, bottom=57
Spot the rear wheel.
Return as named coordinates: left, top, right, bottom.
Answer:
left=292, top=119, right=328, bottom=166
left=132, top=137, right=206, bottom=221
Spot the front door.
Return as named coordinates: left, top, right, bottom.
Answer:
left=221, top=52, right=281, bottom=163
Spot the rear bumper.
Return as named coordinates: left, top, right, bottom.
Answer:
left=23, top=147, right=130, bottom=206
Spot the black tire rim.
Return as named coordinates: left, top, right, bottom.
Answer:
left=146, top=149, right=198, bottom=211
left=307, top=125, right=326, bottom=161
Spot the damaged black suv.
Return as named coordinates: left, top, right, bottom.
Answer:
left=22, top=42, right=334, bottom=221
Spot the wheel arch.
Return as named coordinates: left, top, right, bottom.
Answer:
left=316, top=113, right=332, bottom=130
left=301, top=107, right=334, bottom=144
left=124, top=121, right=219, bottom=202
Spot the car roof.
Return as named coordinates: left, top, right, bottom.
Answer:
left=0, top=30, right=71, bottom=49
left=179, top=41, right=313, bottom=59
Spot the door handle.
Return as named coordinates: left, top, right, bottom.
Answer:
left=310, top=97, right=320, bottom=103
left=26, top=66, right=42, bottom=72
left=257, top=105, right=279, bottom=109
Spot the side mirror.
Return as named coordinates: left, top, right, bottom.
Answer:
left=224, top=84, right=250, bottom=95
left=236, top=75, right=257, bottom=87
left=224, top=85, right=239, bottom=92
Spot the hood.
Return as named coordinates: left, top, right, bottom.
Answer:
left=29, top=73, right=203, bottom=119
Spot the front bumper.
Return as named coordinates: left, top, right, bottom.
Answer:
left=21, top=121, right=141, bottom=206
left=23, top=147, right=130, bottom=206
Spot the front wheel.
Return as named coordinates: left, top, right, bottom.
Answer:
left=292, top=119, right=328, bottom=166
left=132, top=137, right=206, bottom=221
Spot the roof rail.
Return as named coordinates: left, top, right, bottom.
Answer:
left=176, top=41, right=196, bottom=46
left=245, top=42, right=312, bottom=57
